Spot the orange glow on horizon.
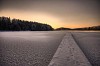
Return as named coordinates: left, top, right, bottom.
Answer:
left=0, top=10, right=100, bottom=29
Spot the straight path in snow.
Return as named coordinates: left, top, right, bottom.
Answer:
left=48, top=32, right=91, bottom=66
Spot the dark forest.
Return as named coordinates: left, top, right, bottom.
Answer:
left=0, top=17, right=54, bottom=31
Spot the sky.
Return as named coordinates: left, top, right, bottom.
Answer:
left=0, top=0, right=100, bottom=29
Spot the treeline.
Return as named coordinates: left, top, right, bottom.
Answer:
left=56, top=26, right=100, bottom=30
left=74, top=26, right=100, bottom=30
left=0, top=17, right=54, bottom=31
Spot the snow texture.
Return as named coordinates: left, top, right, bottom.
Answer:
left=0, top=31, right=66, bottom=66
left=48, top=32, right=92, bottom=66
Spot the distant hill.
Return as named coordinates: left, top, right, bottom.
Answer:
left=55, top=26, right=100, bottom=30
left=55, top=27, right=71, bottom=30
left=0, top=16, right=54, bottom=31
left=74, top=26, right=100, bottom=30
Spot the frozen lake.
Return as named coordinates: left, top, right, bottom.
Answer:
left=0, top=31, right=66, bottom=66
left=0, top=31, right=100, bottom=66
left=72, top=32, right=100, bottom=66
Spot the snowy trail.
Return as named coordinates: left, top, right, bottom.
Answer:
left=48, top=32, right=92, bottom=66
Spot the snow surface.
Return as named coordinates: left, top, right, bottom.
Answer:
left=72, top=32, right=100, bottom=66
left=0, top=31, right=99, bottom=66
left=0, top=31, right=66, bottom=66
left=48, top=32, right=92, bottom=66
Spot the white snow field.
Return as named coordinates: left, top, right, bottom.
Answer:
left=0, top=31, right=100, bottom=66
left=0, top=31, right=66, bottom=66
left=72, top=32, right=100, bottom=66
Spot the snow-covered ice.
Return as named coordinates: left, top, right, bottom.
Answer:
left=48, top=32, right=92, bottom=66
left=72, top=32, right=100, bottom=66
left=0, top=31, right=100, bottom=66
left=0, top=31, right=66, bottom=66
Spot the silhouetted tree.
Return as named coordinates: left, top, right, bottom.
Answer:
left=0, top=17, right=11, bottom=31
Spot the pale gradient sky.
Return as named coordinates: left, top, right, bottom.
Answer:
left=0, top=0, right=100, bottom=28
